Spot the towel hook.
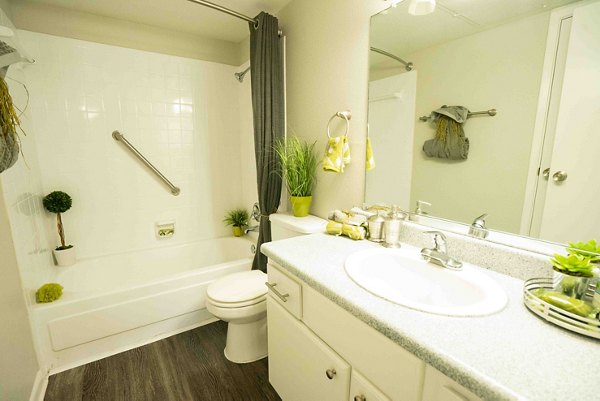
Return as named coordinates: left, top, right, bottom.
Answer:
left=327, top=110, right=351, bottom=139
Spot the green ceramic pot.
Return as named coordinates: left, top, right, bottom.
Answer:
left=232, top=226, right=244, bottom=237
left=290, top=196, right=312, bottom=217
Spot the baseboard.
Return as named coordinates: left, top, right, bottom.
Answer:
left=48, top=316, right=219, bottom=375
left=29, top=370, right=49, bottom=401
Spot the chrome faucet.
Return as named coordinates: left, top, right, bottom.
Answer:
left=244, top=202, right=261, bottom=234
left=244, top=225, right=259, bottom=234
left=469, top=213, right=489, bottom=239
left=420, top=231, right=463, bottom=270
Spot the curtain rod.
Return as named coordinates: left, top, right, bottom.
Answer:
left=370, top=47, right=413, bottom=71
left=187, top=0, right=259, bottom=27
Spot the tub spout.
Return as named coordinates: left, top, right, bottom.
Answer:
left=244, top=225, right=259, bottom=234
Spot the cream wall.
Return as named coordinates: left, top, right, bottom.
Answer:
left=276, top=0, right=386, bottom=218
left=10, top=0, right=242, bottom=65
left=405, top=12, right=550, bottom=233
left=0, top=186, right=41, bottom=401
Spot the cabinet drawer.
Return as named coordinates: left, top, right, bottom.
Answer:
left=268, top=297, right=351, bottom=401
left=267, top=262, right=302, bottom=319
left=303, top=285, right=425, bottom=401
left=422, top=365, right=482, bottom=401
left=350, top=370, right=391, bottom=401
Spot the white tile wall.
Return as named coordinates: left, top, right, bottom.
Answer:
left=16, top=31, right=249, bottom=261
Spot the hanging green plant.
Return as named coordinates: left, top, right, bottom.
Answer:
left=0, top=76, right=23, bottom=174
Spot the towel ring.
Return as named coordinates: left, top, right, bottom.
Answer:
left=327, top=111, right=351, bottom=139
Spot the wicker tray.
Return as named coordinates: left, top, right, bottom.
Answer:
left=523, top=278, right=600, bottom=340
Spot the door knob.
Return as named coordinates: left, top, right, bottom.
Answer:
left=325, top=368, right=336, bottom=379
left=552, top=171, right=568, bottom=182
left=542, top=168, right=550, bottom=180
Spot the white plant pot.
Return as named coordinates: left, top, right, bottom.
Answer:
left=53, top=246, right=76, bottom=267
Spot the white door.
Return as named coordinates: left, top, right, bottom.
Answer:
left=539, top=1, right=600, bottom=243
left=366, top=71, right=417, bottom=209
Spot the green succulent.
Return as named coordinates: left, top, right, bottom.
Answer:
left=35, top=283, right=63, bottom=303
left=567, top=239, right=600, bottom=263
left=223, top=208, right=249, bottom=227
left=550, top=253, right=594, bottom=278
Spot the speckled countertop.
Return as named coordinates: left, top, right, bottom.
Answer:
left=261, top=233, right=600, bottom=401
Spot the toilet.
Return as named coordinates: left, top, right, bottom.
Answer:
left=206, top=212, right=327, bottom=363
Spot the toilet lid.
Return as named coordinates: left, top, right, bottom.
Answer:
left=207, top=270, right=268, bottom=305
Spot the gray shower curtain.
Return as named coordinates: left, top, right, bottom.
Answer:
left=249, top=12, right=284, bottom=272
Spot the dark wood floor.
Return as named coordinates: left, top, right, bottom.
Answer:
left=44, top=321, right=281, bottom=401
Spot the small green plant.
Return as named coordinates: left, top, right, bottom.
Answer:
left=567, top=239, right=600, bottom=263
left=550, top=253, right=594, bottom=278
left=273, top=136, right=318, bottom=197
left=42, top=191, right=73, bottom=250
left=35, top=283, right=63, bottom=303
left=223, top=208, right=249, bottom=227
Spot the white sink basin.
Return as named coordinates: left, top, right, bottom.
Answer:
left=345, top=246, right=507, bottom=316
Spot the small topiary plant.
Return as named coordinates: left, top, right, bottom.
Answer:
left=550, top=253, right=594, bottom=278
left=43, top=191, right=73, bottom=250
left=35, top=283, right=63, bottom=303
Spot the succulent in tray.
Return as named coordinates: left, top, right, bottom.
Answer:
left=567, top=239, right=600, bottom=263
left=550, top=253, right=595, bottom=278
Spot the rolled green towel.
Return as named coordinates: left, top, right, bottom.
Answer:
left=533, top=288, right=593, bottom=317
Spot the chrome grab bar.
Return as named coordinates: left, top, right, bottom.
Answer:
left=112, top=131, right=181, bottom=196
left=265, top=282, right=289, bottom=302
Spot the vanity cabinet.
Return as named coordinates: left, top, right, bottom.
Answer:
left=266, top=262, right=480, bottom=401
left=421, top=366, right=482, bottom=401
left=268, top=297, right=351, bottom=401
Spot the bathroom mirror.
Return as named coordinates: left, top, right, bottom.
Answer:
left=366, top=0, right=600, bottom=248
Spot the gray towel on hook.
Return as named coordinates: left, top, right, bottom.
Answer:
left=422, top=105, right=470, bottom=160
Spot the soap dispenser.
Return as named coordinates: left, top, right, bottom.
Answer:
left=383, top=206, right=405, bottom=248
left=410, top=200, right=431, bottom=222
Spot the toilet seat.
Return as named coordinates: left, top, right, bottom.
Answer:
left=207, top=270, right=267, bottom=308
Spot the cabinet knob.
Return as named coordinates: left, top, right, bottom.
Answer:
left=354, top=395, right=366, bottom=401
left=325, top=368, right=336, bottom=379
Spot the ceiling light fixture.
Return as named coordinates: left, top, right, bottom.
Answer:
left=408, top=0, right=436, bottom=15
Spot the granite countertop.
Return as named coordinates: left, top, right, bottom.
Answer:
left=261, top=233, right=600, bottom=401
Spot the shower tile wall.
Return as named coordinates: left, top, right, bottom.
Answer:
left=18, top=31, right=245, bottom=261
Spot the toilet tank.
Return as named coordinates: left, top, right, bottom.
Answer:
left=270, top=213, right=327, bottom=241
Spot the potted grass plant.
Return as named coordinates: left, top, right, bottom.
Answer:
left=274, top=136, right=318, bottom=217
left=43, top=191, right=76, bottom=266
left=224, top=208, right=249, bottom=237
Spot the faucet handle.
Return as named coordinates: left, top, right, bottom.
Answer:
left=472, top=213, right=488, bottom=228
left=423, top=230, right=447, bottom=251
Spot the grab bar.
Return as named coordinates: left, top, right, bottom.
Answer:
left=112, top=131, right=181, bottom=196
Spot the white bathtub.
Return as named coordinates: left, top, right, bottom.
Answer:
left=32, top=237, right=255, bottom=372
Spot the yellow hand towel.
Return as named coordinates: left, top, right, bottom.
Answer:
left=323, top=135, right=350, bottom=173
left=326, top=220, right=366, bottom=240
left=366, top=136, right=375, bottom=171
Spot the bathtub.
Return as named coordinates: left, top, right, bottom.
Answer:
left=32, top=237, right=255, bottom=372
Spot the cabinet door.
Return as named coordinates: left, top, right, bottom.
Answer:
left=268, top=297, right=351, bottom=401
left=350, top=370, right=391, bottom=401
left=421, top=365, right=482, bottom=401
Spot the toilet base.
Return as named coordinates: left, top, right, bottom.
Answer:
left=223, top=317, right=268, bottom=363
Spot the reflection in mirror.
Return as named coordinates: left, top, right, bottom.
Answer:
left=366, top=0, right=600, bottom=247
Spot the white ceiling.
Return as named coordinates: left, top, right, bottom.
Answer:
left=371, top=0, right=579, bottom=65
left=11, top=0, right=292, bottom=42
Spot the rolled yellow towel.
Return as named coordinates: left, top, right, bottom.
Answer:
left=326, top=220, right=366, bottom=240
left=366, top=136, right=375, bottom=171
